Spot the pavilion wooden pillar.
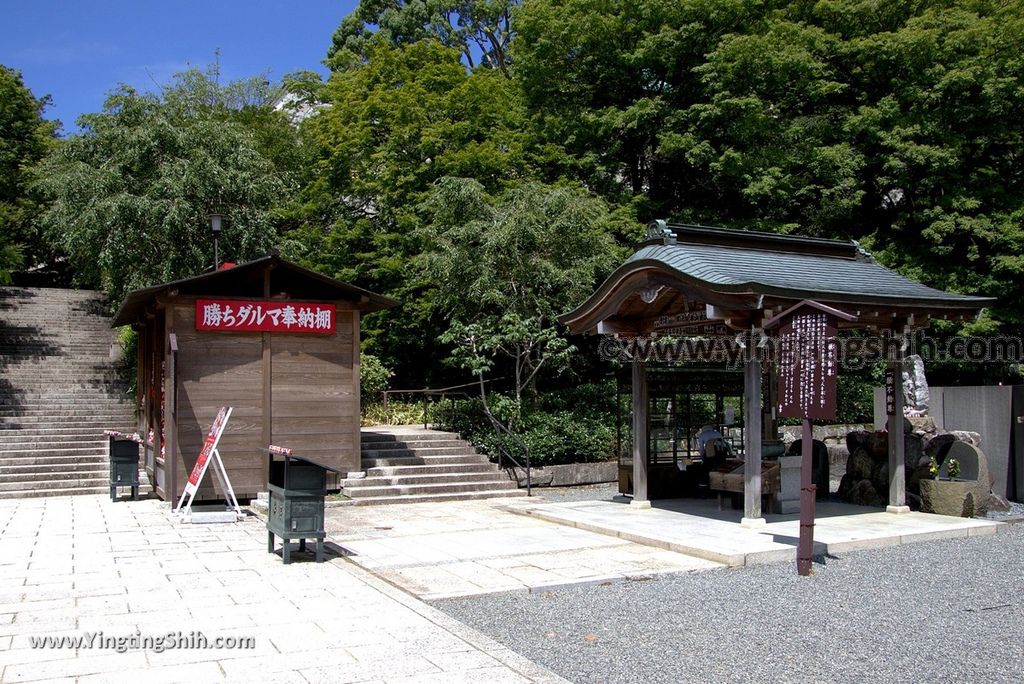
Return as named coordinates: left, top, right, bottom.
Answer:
left=887, top=353, right=910, bottom=513
left=742, top=349, right=765, bottom=527
left=631, top=355, right=650, bottom=508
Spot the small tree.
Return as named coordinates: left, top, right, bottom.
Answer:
left=420, top=177, right=622, bottom=408
left=35, top=67, right=295, bottom=305
left=0, top=65, right=58, bottom=282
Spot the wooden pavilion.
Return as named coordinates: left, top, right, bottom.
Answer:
left=559, top=222, right=993, bottom=526
left=112, top=254, right=397, bottom=503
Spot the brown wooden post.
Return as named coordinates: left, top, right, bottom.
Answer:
left=797, top=418, right=816, bottom=575
left=887, top=351, right=909, bottom=513
left=163, top=307, right=175, bottom=506
left=352, top=309, right=361, bottom=470
left=742, top=349, right=764, bottom=526
left=261, top=267, right=272, bottom=490
left=631, top=355, right=650, bottom=507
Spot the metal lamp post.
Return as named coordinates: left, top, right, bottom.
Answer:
left=209, top=214, right=223, bottom=269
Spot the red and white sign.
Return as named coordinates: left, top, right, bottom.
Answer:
left=196, top=298, right=336, bottom=334
left=174, top=407, right=241, bottom=518
left=186, top=406, right=230, bottom=488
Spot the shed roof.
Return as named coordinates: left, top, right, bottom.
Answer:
left=112, top=254, right=398, bottom=327
left=559, top=222, right=994, bottom=334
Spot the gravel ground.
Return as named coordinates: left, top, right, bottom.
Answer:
left=435, top=524, right=1024, bottom=683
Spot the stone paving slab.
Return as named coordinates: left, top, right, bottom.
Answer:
left=506, top=497, right=1004, bottom=567
left=325, top=498, right=723, bottom=600
left=0, top=495, right=569, bottom=684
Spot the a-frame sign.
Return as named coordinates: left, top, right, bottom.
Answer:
left=174, top=406, right=242, bottom=518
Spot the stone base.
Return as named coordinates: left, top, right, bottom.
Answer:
left=886, top=505, right=912, bottom=515
left=740, top=517, right=767, bottom=529
left=920, top=479, right=986, bottom=517
left=630, top=499, right=652, bottom=509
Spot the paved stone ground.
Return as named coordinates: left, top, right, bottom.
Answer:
left=326, top=495, right=721, bottom=600
left=0, top=495, right=569, bottom=684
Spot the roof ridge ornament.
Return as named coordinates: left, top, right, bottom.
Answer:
left=851, top=240, right=875, bottom=263
left=646, top=220, right=677, bottom=243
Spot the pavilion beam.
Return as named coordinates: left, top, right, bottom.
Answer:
left=631, top=356, right=650, bottom=508
left=887, top=351, right=910, bottom=513
left=742, top=350, right=765, bottom=527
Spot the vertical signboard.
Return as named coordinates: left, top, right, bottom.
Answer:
left=776, top=310, right=840, bottom=420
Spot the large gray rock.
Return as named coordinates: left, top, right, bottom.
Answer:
left=921, top=441, right=992, bottom=516
left=847, top=479, right=885, bottom=507
left=902, top=354, right=930, bottom=413
left=847, top=448, right=874, bottom=481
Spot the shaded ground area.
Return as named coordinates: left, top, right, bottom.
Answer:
left=435, top=523, right=1024, bottom=684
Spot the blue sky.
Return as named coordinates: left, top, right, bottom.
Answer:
left=0, top=1, right=359, bottom=134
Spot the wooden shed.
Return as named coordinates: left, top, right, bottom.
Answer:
left=112, top=254, right=397, bottom=503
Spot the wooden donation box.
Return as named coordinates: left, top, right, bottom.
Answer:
left=709, top=459, right=781, bottom=509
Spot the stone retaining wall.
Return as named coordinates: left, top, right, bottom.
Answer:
left=509, top=461, right=617, bottom=488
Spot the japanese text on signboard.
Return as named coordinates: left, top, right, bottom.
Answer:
left=195, top=299, right=336, bottom=334
left=777, top=311, right=839, bottom=420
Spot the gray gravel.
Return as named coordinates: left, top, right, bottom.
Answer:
left=524, top=483, right=621, bottom=504
left=435, top=524, right=1024, bottom=683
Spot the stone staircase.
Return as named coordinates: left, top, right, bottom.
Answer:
left=340, top=426, right=526, bottom=504
left=0, top=287, right=138, bottom=499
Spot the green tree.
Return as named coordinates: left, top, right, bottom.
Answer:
left=0, top=65, right=58, bottom=282
left=419, top=176, right=622, bottom=404
left=35, top=67, right=297, bottom=305
left=329, top=1, right=518, bottom=73
left=286, top=38, right=536, bottom=383
left=512, top=0, right=1024, bottom=329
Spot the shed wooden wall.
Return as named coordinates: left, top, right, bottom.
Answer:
left=169, top=301, right=359, bottom=502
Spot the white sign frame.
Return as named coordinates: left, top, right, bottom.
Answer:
left=174, top=407, right=241, bottom=518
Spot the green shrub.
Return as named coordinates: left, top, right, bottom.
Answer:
left=360, top=353, right=393, bottom=405
left=362, top=399, right=425, bottom=427
left=429, top=390, right=617, bottom=467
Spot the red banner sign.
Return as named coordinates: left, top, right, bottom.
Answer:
left=187, top=406, right=230, bottom=487
left=195, top=299, right=336, bottom=334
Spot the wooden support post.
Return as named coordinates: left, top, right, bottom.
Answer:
left=887, top=354, right=909, bottom=513
left=631, top=355, right=650, bottom=508
left=797, top=418, right=816, bottom=575
left=742, top=352, right=764, bottom=527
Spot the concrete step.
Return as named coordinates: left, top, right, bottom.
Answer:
left=360, top=446, right=479, bottom=459
left=0, top=476, right=111, bottom=492
left=0, top=445, right=111, bottom=457
left=0, top=437, right=111, bottom=449
left=0, top=461, right=124, bottom=475
left=343, top=479, right=519, bottom=498
left=1, top=468, right=110, bottom=483
left=359, top=439, right=469, bottom=451
left=361, top=454, right=491, bottom=468
left=360, top=430, right=461, bottom=443
left=0, top=454, right=109, bottom=466
left=0, top=483, right=154, bottom=500
left=342, top=471, right=508, bottom=487
left=363, top=463, right=497, bottom=477
left=339, top=489, right=527, bottom=506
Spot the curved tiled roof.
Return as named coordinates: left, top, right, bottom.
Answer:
left=628, top=243, right=989, bottom=304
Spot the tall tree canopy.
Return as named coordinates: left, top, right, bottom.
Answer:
left=35, top=67, right=299, bottom=304
left=328, top=0, right=518, bottom=73
left=513, top=0, right=1024, bottom=328
left=287, top=38, right=538, bottom=382
left=0, top=65, right=58, bottom=282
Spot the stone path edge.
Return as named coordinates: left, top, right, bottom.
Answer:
left=336, top=552, right=572, bottom=684
left=501, top=503, right=1006, bottom=568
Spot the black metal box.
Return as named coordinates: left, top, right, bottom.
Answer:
left=105, top=431, right=140, bottom=501
left=264, top=447, right=339, bottom=564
